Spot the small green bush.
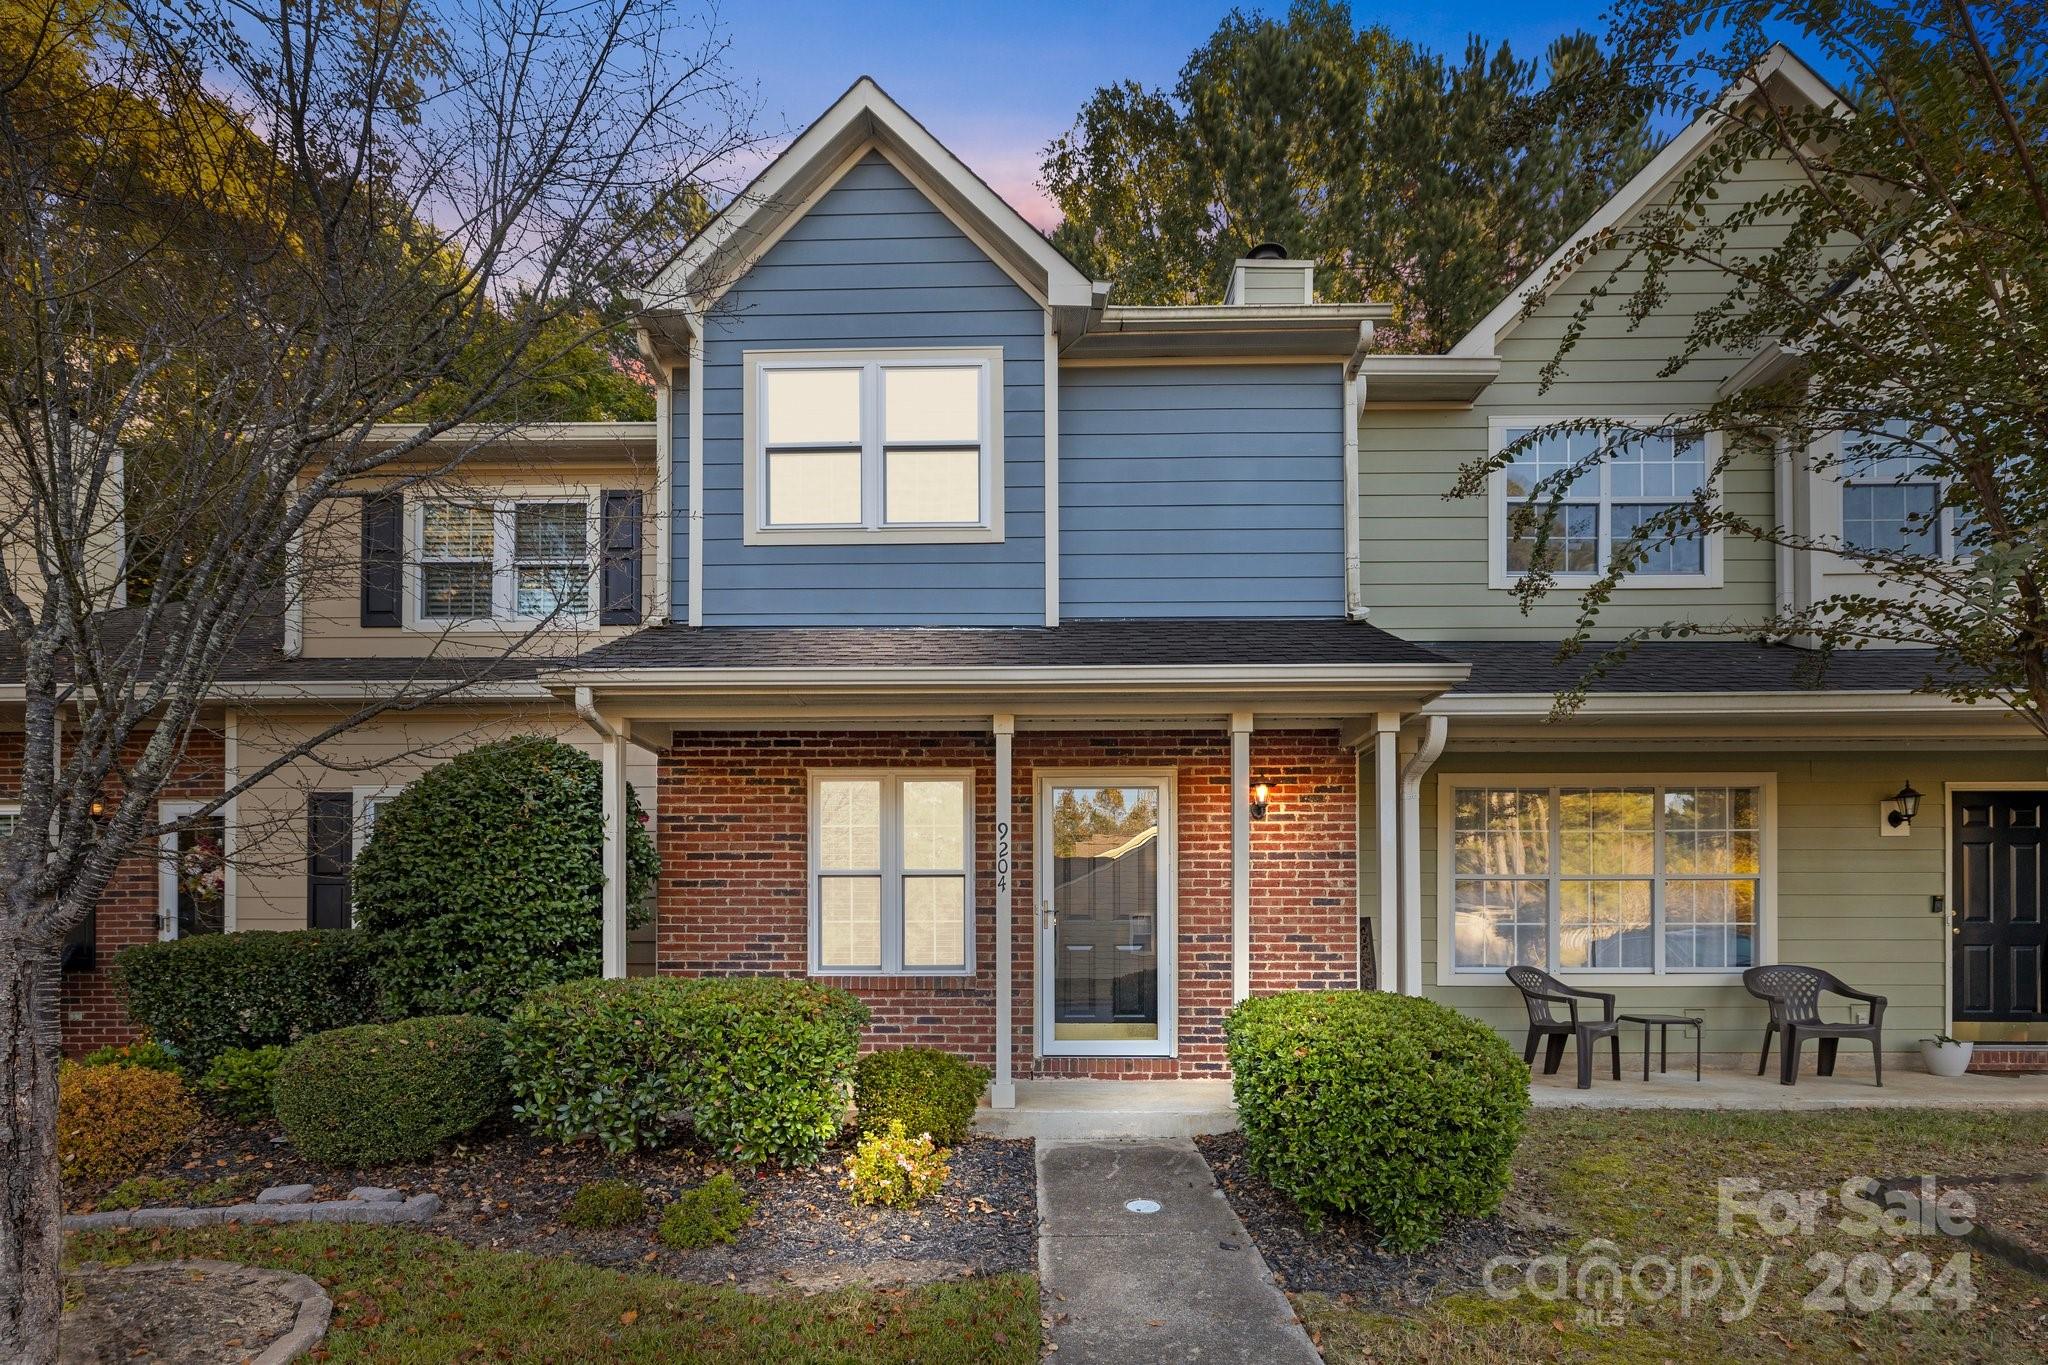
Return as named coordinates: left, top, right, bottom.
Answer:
left=350, top=737, right=659, bottom=1018
left=58, top=1063, right=200, bottom=1189
left=198, top=1045, right=286, bottom=1124
left=273, top=1015, right=505, bottom=1166
left=114, top=930, right=381, bottom=1074
left=1223, top=991, right=1528, bottom=1252
left=854, top=1048, right=989, bottom=1146
left=76, top=1038, right=181, bottom=1073
left=561, top=1179, right=647, bottom=1229
left=658, top=1173, right=750, bottom=1249
left=505, top=976, right=868, bottom=1166
left=96, top=1174, right=187, bottom=1211
left=841, top=1120, right=949, bottom=1208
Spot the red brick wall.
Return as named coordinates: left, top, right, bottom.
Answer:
left=0, top=727, right=226, bottom=1053
left=1968, top=1046, right=2048, bottom=1074
left=654, top=727, right=1358, bottom=1080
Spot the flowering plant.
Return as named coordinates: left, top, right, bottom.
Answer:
left=840, top=1119, right=949, bottom=1208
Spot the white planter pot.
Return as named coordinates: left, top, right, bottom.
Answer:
left=1920, top=1040, right=1973, bottom=1077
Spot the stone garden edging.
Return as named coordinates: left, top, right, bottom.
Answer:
left=65, top=1184, right=440, bottom=1233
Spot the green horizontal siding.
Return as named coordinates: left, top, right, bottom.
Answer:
left=1356, top=747, right=2044, bottom=1061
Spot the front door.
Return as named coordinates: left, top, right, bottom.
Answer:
left=1038, top=772, right=1174, bottom=1057
left=1952, top=790, right=2048, bottom=1038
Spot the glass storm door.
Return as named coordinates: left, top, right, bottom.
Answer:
left=1039, top=775, right=1172, bottom=1056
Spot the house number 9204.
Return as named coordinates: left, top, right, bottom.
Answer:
left=995, top=820, right=1010, bottom=892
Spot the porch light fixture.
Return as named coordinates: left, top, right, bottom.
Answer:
left=1250, top=779, right=1271, bottom=821
left=1886, top=781, right=1923, bottom=829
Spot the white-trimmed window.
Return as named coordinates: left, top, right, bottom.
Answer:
left=744, top=349, right=1004, bottom=545
left=413, top=497, right=594, bottom=624
left=1488, top=419, right=1720, bottom=588
left=353, top=784, right=407, bottom=857
left=1446, top=779, right=1768, bottom=978
left=1839, top=423, right=1957, bottom=557
left=808, top=771, right=973, bottom=975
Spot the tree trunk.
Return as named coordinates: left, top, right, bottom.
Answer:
left=1, top=938, right=64, bottom=1364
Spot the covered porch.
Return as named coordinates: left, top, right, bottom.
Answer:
left=547, top=618, right=1468, bottom=1107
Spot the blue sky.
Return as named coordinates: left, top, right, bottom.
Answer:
left=714, top=2, right=1620, bottom=228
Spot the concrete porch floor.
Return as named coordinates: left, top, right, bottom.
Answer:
left=975, top=1068, right=2048, bottom=1138
left=1528, top=1063, right=2048, bottom=1109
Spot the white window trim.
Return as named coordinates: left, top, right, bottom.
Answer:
left=806, top=768, right=976, bottom=977
left=743, top=347, right=1005, bottom=546
left=404, top=494, right=600, bottom=631
left=352, top=783, right=407, bottom=858
left=1434, top=771, right=1778, bottom=989
left=1486, top=416, right=1725, bottom=591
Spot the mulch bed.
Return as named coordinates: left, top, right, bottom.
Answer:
left=73, top=1116, right=1037, bottom=1293
left=1194, top=1131, right=1544, bottom=1304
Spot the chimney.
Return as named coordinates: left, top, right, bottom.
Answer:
left=1224, top=242, right=1314, bottom=306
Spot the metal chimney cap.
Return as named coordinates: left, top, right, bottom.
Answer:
left=1245, top=241, right=1289, bottom=260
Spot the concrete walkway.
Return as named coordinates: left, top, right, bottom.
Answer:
left=1037, top=1139, right=1319, bottom=1364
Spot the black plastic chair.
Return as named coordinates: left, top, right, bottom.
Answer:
left=1743, top=964, right=1887, bottom=1087
left=1506, top=965, right=1621, bottom=1089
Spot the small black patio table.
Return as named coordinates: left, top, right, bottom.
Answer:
left=1616, top=1013, right=1703, bottom=1082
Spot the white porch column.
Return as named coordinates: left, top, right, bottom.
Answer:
left=1398, top=715, right=1448, bottom=997
left=1373, top=712, right=1400, bottom=992
left=599, top=726, right=629, bottom=980
left=991, top=714, right=1016, bottom=1108
left=1230, top=710, right=1253, bottom=1003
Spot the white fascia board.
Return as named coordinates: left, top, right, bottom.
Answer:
left=1353, top=354, right=1502, bottom=403
left=1423, top=689, right=1971, bottom=719
left=1447, top=44, right=1844, bottom=360
left=647, top=77, right=1091, bottom=315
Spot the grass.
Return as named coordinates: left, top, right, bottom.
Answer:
left=1301, top=1108, right=2048, bottom=1364
left=66, top=1224, right=1038, bottom=1364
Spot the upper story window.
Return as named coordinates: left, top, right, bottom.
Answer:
left=414, top=498, right=594, bottom=626
left=744, top=348, right=1004, bottom=545
left=1839, top=423, right=1958, bottom=557
left=1488, top=419, right=1722, bottom=589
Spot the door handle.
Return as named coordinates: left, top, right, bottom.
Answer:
left=1041, top=900, right=1057, bottom=933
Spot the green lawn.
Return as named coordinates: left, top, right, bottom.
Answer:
left=1302, top=1108, right=2048, bottom=1364
left=67, top=1224, right=1038, bottom=1364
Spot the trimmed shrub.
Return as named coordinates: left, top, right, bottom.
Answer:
left=198, top=1045, right=286, bottom=1124
left=658, top=1173, right=750, bottom=1249
left=842, top=1120, right=949, bottom=1208
left=273, top=1015, right=505, bottom=1166
left=76, top=1037, right=182, bottom=1073
left=1223, top=991, right=1528, bottom=1252
left=677, top=977, right=867, bottom=1168
left=505, top=976, right=868, bottom=1166
left=58, top=1062, right=200, bottom=1189
left=350, top=736, right=659, bottom=1018
left=854, top=1047, right=989, bottom=1146
left=114, top=930, right=381, bottom=1074
left=562, top=1179, right=646, bottom=1229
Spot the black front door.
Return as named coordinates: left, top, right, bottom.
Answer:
left=1952, top=791, right=2048, bottom=1026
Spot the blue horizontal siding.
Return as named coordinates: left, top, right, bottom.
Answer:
left=682, top=152, right=1046, bottom=626
left=1058, top=364, right=1347, bottom=619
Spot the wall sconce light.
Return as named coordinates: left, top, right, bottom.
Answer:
left=1250, top=780, right=1271, bottom=821
left=88, top=797, right=107, bottom=820
left=1885, top=781, right=1922, bottom=830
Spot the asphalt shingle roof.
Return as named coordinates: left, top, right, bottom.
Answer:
left=1435, top=641, right=1950, bottom=695
left=560, top=618, right=1452, bottom=671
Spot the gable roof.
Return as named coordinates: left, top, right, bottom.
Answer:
left=1447, top=43, right=1846, bottom=359
left=643, top=77, right=1102, bottom=353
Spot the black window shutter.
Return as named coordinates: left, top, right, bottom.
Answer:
left=307, top=792, right=355, bottom=929
left=599, top=490, right=643, bottom=626
left=359, top=492, right=403, bottom=628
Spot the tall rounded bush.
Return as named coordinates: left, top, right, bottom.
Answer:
left=273, top=1015, right=505, bottom=1165
left=114, top=930, right=381, bottom=1073
left=350, top=736, right=659, bottom=1017
left=1223, top=991, right=1528, bottom=1251
left=505, top=976, right=868, bottom=1166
